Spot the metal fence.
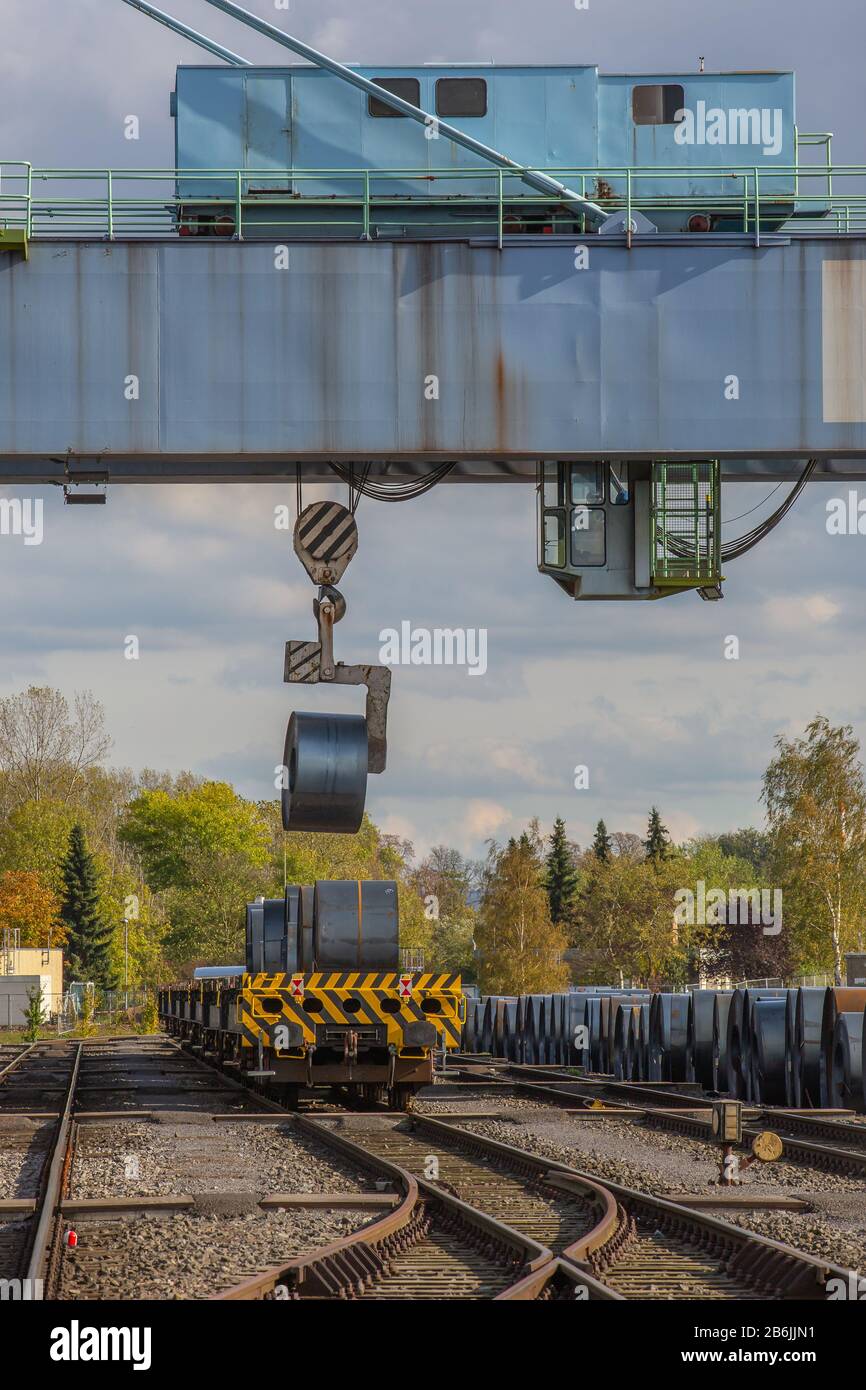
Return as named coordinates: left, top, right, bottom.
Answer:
left=0, top=152, right=859, bottom=247
left=0, top=987, right=149, bottom=1032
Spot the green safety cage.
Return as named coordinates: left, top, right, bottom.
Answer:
left=649, top=460, right=721, bottom=590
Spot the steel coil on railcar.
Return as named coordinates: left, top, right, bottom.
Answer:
left=725, top=990, right=748, bottom=1098
left=633, top=1006, right=647, bottom=1078
left=478, top=997, right=495, bottom=1055
left=312, top=879, right=399, bottom=971
left=586, top=996, right=604, bottom=1072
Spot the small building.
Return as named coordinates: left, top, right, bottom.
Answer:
left=0, top=944, right=64, bottom=1022
left=846, top=953, right=866, bottom=987
left=0, top=975, right=53, bottom=1028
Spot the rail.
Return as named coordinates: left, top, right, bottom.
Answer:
left=1, top=155, right=862, bottom=245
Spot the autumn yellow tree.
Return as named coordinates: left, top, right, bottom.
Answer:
left=762, top=715, right=866, bottom=983
left=475, top=830, right=568, bottom=994
left=0, top=869, right=65, bottom=948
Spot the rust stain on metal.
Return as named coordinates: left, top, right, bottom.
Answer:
left=495, top=349, right=508, bottom=454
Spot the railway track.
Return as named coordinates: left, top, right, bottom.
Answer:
left=277, top=1111, right=853, bottom=1301
left=0, top=1035, right=343, bottom=1298
left=0, top=1040, right=79, bottom=1115
left=0, top=1042, right=80, bottom=1293
left=451, top=1064, right=866, bottom=1180
left=217, top=1115, right=617, bottom=1301
left=4, top=1037, right=859, bottom=1301
left=306, top=1114, right=615, bottom=1263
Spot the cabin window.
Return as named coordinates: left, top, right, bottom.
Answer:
left=543, top=511, right=566, bottom=568
left=542, top=461, right=561, bottom=508
left=570, top=462, right=604, bottom=506
left=436, top=78, right=488, bottom=118
left=570, top=508, right=606, bottom=566
left=368, top=78, right=421, bottom=117
left=632, top=84, right=685, bottom=126
left=609, top=463, right=630, bottom=505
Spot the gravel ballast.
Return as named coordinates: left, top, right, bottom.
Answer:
left=58, top=1208, right=375, bottom=1300
left=459, top=1113, right=866, bottom=1193
left=70, top=1119, right=373, bottom=1199
left=0, top=1123, right=54, bottom=1200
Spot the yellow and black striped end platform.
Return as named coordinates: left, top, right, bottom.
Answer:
left=238, top=971, right=464, bottom=1052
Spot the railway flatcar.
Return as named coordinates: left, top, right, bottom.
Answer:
left=171, top=61, right=820, bottom=239
left=158, top=878, right=464, bottom=1110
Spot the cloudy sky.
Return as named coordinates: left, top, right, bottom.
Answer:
left=1, top=0, right=865, bottom=860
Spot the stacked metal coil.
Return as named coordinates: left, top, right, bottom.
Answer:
left=820, top=988, right=866, bottom=1105
left=686, top=990, right=718, bottom=1088
left=457, top=984, right=866, bottom=1113
left=829, top=1010, right=865, bottom=1110
left=792, top=987, right=825, bottom=1107
left=648, top=992, right=690, bottom=1081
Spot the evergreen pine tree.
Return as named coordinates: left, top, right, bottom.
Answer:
left=60, top=824, right=115, bottom=989
left=592, top=819, right=613, bottom=863
left=644, top=806, right=671, bottom=864
left=544, top=817, right=578, bottom=924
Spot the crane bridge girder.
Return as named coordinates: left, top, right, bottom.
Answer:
left=1, top=237, right=866, bottom=483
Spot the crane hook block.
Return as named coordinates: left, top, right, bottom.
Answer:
left=283, top=503, right=392, bottom=832
left=294, top=500, right=358, bottom=586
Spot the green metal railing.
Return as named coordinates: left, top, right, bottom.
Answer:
left=1, top=149, right=860, bottom=246
left=650, top=460, right=721, bottom=589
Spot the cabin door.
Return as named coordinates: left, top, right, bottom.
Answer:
left=244, top=74, right=293, bottom=193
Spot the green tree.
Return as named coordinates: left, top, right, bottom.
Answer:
left=411, top=845, right=476, bottom=976
left=592, top=819, right=613, bottom=864
left=644, top=806, right=671, bottom=865
left=715, top=827, right=771, bottom=876
left=0, top=797, right=78, bottom=896
left=571, top=854, right=684, bottom=987
left=762, top=715, right=866, bottom=983
left=120, top=782, right=272, bottom=967
left=475, top=832, right=568, bottom=994
left=23, top=985, right=44, bottom=1042
left=544, top=817, right=578, bottom=925
left=61, top=824, right=115, bottom=988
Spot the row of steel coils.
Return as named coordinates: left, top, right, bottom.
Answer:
left=462, top=985, right=866, bottom=1110
left=246, top=879, right=399, bottom=974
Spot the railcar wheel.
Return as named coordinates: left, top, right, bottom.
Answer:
left=388, top=1084, right=415, bottom=1112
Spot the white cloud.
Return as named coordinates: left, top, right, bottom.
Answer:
left=764, top=594, right=841, bottom=629
left=461, top=800, right=512, bottom=841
